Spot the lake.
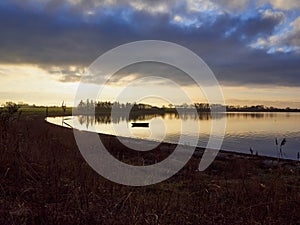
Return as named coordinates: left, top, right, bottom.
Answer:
left=47, top=112, right=300, bottom=160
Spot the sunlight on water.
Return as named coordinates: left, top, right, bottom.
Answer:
left=47, top=112, right=300, bottom=160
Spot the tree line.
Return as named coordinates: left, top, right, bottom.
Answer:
left=75, top=99, right=300, bottom=114
left=1, top=101, right=299, bottom=115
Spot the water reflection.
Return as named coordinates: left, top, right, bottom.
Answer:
left=76, top=112, right=290, bottom=128
left=48, top=112, right=300, bottom=160
left=226, top=112, right=278, bottom=119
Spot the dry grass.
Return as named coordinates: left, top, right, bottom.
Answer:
left=1, top=115, right=300, bottom=224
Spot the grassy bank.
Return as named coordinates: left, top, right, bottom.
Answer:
left=18, top=106, right=73, bottom=116
left=0, top=114, right=300, bottom=224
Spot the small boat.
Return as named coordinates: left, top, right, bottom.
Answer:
left=131, top=122, right=149, bottom=128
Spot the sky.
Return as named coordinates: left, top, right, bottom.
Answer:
left=0, top=0, right=300, bottom=107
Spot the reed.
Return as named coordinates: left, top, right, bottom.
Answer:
left=280, top=138, right=287, bottom=158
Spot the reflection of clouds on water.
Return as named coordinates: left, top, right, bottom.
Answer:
left=77, top=112, right=216, bottom=127
left=76, top=112, right=291, bottom=128
left=48, top=112, right=300, bottom=160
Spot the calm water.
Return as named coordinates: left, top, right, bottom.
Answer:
left=47, top=112, right=300, bottom=160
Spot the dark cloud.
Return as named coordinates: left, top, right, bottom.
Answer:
left=0, top=0, right=299, bottom=87
left=107, top=62, right=195, bottom=86
left=237, top=11, right=285, bottom=37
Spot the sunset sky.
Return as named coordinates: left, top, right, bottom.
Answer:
left=0, top=0, right=300, bottom=108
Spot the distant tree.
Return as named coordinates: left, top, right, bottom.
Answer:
left=182, top=103, right=188, bottom=108
left=4, top=102, right=20, bottom=115
left=78, top=100, right=85, bottom=110
left=0, top=102, right=20, bottom=123
left=90, top=100, right=95, bottom=109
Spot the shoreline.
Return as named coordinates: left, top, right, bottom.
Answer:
left=44, top=117, right=298, bottom=166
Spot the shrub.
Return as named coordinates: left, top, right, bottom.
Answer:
left=4, top=102, right=20, bottom=115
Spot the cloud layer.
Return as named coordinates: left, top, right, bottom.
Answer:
left=0, top=0, right=299, bottom=87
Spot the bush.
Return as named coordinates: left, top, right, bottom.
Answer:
left=4, top=102, right=20, bottom=115
left=0, top=102, right=20, bottom=125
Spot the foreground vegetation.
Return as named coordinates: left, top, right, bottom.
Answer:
left=1, top=107, right=300, bottom=224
